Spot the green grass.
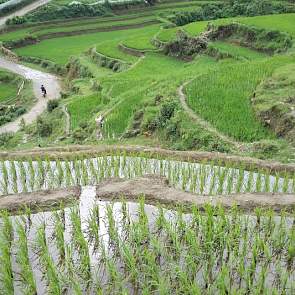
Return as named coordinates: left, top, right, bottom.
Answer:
left=103, top=53, right=217, bottom=136
left=68, top=93, right=102, bottom=130
left=0, top=14, right=157, bottom=42
left=185, top=55, right=295, bottom=142
left=96, top=40, right=138, bottom=63
left=157, top=13, right=295, bottom=43
left=238, top=13, right=295, bottom=37
left=0, top=70, right=18, bottom=103
left=157, top=20, right=209, bottom=41
left=15, top=24, right=161, bottom=65
left=209, top=41, right=267, bottom=60
left=123, top=31, right=158, bottom=50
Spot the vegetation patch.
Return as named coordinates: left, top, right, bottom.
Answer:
left=253, top=63, right=295, bottom=144
left=89, top=47, right=130, bottom=72
left=208, top=22, right=293, bottom=54
left=185, top=56, right=295, bottom=142
left=20, top=55, right=66, bottom=74
left=162, top=30, right=208, bottom=59
left=168, top=0, right=294, bottom=26
left=67, top=93, right=102, bottom=131
left=0, top=69, right=33, bottom=126
left=0, top=0, right=35, bottom=17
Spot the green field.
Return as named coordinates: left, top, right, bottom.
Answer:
left=68, top=93, right=102, bottom=130
left=10, top=13, right=295, bottom=147
left=209, top=41, right=268, bottom=60
left=1, top=5, right=295, bottom=294
left=0, top=70, right=18, bottom=103
left=0, top=7, right=295, bottom=160
left=185, top=56, right=295, bottom=141
left=15, top=24, right=161, bottom=65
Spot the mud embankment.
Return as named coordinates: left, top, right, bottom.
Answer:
left=0, top=186, right=81, bottom=213
left=0, top=145, right=295, bottom=175
left=96, top=176, right=295, bottom=213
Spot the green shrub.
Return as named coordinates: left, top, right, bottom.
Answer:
left=36, top=117, right=52, bottom=137
left=0, top=132, right=13, bottom=146
left=168, top=0, right=291, bottom=27
left=47, top=100, right=59, bottom=112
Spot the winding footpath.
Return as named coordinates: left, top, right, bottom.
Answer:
left=0, top=0, right=51, bottom=27
left=0, top=56, right=61, bottom=134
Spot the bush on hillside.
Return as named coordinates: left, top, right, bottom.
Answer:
left=163, top=30, right=208, bottom=58
left=0, top=132, right=13, bottom=146
left=209, top=23, right=293, bottom=53
left=8, top=3, right=110, bottom=24
left=36, top=116, right=52, bottom=137
left=47, top=100, right=59, bottom=112
left=0, top=0, right=35, bottom=17
left=168, top=0, right=293, bottom=26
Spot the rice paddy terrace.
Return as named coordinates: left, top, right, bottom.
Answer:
left=0, top=0, right=295, bottom=294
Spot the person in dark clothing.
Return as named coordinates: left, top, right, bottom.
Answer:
left=41, top=85, right=47, bottom=97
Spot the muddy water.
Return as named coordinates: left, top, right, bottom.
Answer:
left=1, top=186, right=294, bottom=294
left=5, top=186, right=182, bottom=295
left=0, top=156, right=294, bottom=196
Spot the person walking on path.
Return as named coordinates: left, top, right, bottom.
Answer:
left=41, top=85, right=47, bottom=97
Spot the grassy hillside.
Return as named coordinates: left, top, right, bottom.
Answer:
left=0, top=9, right=294, bottom=161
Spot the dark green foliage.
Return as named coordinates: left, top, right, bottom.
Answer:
left=169, top=0, right=293, bottom=26
left=12, top=3, right=109, bottom=24
left=0, top=132, right=13, bottom=146
left=19, top=56, right=65, bottom=75
left=47, top=100, right=59, bottom=113
left=72, top=122, right=91, bottom=143
left=0, top=106, right=26, bottom=126
left=142, top=100, right=177, bottom=133
left=3, top=36, right=38, bottom=50
left=36, top=116, right=52, bottom=137
left=166, top=112, right=231, bottom=153
left=0, top=0, right=35, bottom=17
left=210, top=23, right=293, bottom=53
left=163, top=30, right=208, bottom=58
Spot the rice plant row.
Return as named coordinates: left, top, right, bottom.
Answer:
left=0, top=199, right=294, bottom=294
left=0, top=154, right=294, bottom=196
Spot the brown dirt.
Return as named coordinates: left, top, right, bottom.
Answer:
left=0, top=145, right=295, bottom=175
left=96, top=175, right=295, bottom=213
left=0, top=186, right=81, bottom=213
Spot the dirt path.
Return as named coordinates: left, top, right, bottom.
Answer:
left=0, top=0, right=51, bottom=28
left=0, top=56, right=61, bottom=134
left=178, top=80, right=244, bottom=151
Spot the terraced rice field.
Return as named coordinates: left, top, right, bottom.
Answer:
left=14, top=24, right=161, bottom=65
left=0, top=151, right=294, bottom=293
left=185, top=55, right=295, bottom=142
left=0, top=69, right=18, bottom=103
left=0, top=194, right=294, bottom=294
left=0, top=4, right=295, bottom=293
